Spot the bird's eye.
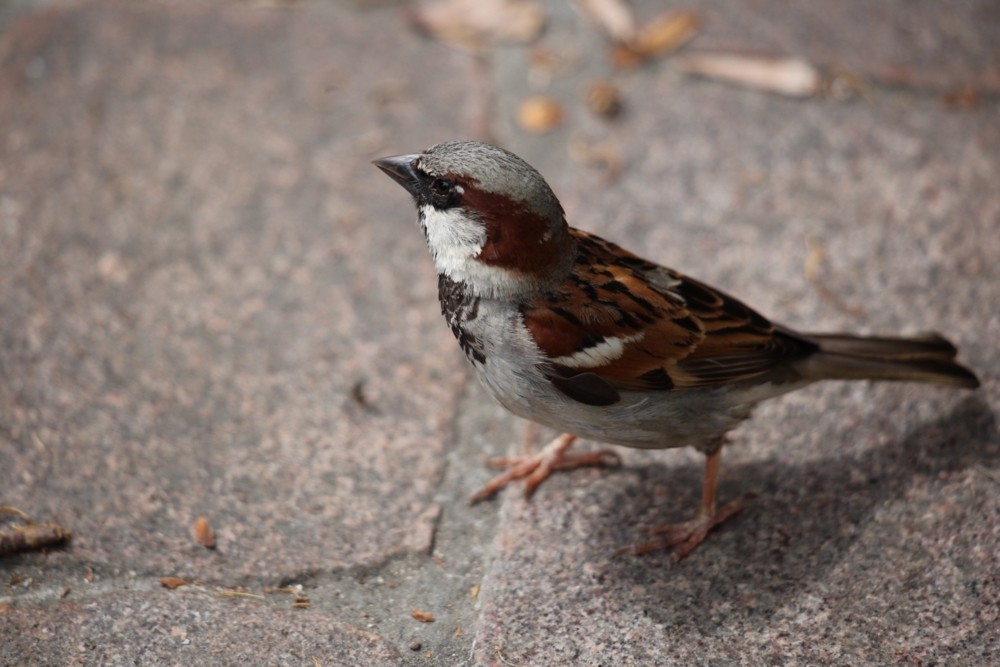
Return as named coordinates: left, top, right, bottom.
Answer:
left=431, top=178, right=453, bottom=196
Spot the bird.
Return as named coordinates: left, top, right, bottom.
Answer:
left=373, top=140, right=980, bottom=564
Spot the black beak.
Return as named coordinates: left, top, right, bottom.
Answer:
left=372, top=154, right=423, bottom=198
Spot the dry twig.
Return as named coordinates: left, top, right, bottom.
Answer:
left=804, top=239, right=866, bottom=317
left=973, top=463, right=1000, bottom=486
left=0, top=507, right=72, bottom=556
left=215, top=588, right=265, bottom=600
left=672, top=54, right=821, bottom=97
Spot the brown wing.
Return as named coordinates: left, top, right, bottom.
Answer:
left=521, top=229, right=815, bottom=396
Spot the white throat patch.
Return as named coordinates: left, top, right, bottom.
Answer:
left=420, top=204, right=485, bottom=269
left=419, top=204, right=527, bottom=298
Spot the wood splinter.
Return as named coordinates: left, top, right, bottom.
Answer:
left=0, top=507, right=73, bottom=556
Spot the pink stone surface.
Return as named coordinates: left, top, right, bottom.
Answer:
left=0, top=1, right=475, bottom=581
left=1, top=588, right=405, bottom=666
left=1, top=1, right=998, bottom=664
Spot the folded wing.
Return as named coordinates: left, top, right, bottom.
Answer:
left=521, top=230, right=816, bottom=402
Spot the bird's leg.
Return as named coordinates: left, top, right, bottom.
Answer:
left=470, top=433, right=621, bottom=504
left=617, top=443, right=751, bottom=564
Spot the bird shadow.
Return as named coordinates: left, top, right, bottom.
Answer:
left=593, top=394, right=998, bottom=632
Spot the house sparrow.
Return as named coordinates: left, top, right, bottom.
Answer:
left=373, top=140, right=980, bottom=563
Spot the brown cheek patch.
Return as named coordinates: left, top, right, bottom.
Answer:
left=460, top=187, right=568, bottom=276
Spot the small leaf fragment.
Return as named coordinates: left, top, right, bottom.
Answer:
left=158, top=577, right=189, bottom=590
left=633, top=11, right=700, bottom=57
left=517, top=96, right=565, bottom=133
left=586, top=80, right=623, bottom=118
left=608, top=10, right=700, bottom=69
left=409, top=0, right=546, bottom=54
left=577, top=0, right=636, bottom=43
left=194, top=517, right=216, bottom=549
left=411, top=610, right=436, bottom=623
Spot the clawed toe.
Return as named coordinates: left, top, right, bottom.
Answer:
left=549, top=450, right=621, bottom=471
left=474, top=436, right=752, bottom=567
left=471, top=434, right=620, bottom=504
left=615, top=446, right=754, bottom=564
left=616, top=495, right=749, bottom=563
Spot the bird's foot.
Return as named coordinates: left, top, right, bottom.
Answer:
left=470, top=433, right=621, bottom=504
left=615, top=494, right=753, bottom=564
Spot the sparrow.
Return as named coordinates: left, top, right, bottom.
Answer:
left=373, top=140, right=980, bottom=563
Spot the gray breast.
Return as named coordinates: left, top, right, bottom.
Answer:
left=436, top=274, right=756, bottom=451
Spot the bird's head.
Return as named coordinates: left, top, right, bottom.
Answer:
left=374, top=141, right=575, bottom=298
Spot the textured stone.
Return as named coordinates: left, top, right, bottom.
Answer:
left=0, top=1, right=476, bottom=582
left=475, top=2, right=1000, bottom=664
left=0, top=588, right=404, bottom=667
left=2, top=1, right=998, bottom=664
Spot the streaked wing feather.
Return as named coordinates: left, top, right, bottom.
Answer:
left=523, top=229, right=816, bottom=396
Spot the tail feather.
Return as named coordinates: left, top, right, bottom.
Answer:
left=793, top=332, right=979, bottom=389
left=807, top=332, right=958, bottom=361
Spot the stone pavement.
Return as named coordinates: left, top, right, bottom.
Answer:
left=1, top=1, right=997, bottom=665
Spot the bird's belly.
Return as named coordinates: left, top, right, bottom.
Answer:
left=476, top=361, right=749, bottom=451
left=448, top=296, right=757, bottom=451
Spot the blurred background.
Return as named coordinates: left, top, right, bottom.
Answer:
left=1, top=1, right=998, bottom=665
